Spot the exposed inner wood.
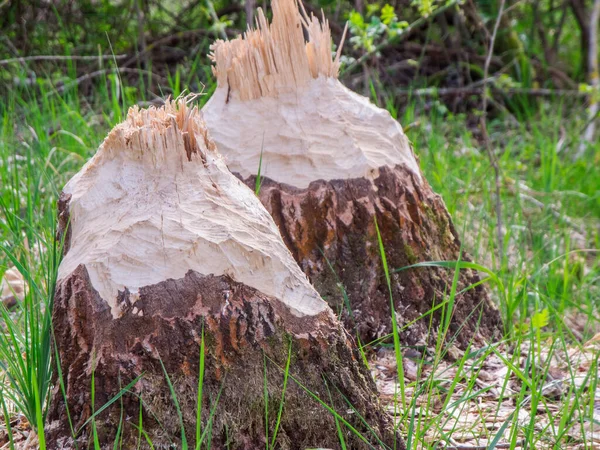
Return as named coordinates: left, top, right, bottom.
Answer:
left=209, top=0, right=344, bottom=100
left=203, top=0, right=420, bottom=188
left=57, top=99, right=325, bottom=318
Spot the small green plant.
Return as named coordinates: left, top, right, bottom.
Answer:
left=0, top=233, right=57, bottom=449
left=348, top=4, right=408, bottom=53
left=255, top=138, right=265, bottom=196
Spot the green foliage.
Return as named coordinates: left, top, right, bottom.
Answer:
left=495, top=74, right=522, bottom=90
left=531, top=308, right=549, bottom=330
left=380, top=4, right=396, bottom=25
left=579, top=83, right=600, bottom=103
left=348, top=5, right=408, bottom=53
left=406, top=105, right=600, bottom=333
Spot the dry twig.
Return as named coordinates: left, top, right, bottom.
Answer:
left=441, top=440, right=524, bottom=449
left=52, top=68, right=167, bottom=95
left=0, top=54, right=127, bottom=66
left=480, top=0, right=507, bottom=267
left=395, top=86, right=588, bottom=98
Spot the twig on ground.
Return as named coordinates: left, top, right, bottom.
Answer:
left=401, top=42, right=504, bottom=66
left=0, top=54, right=127, bottom=66
left=518, top=192, right=585, bottom=235
left=52, top=68, right=167, bottom=95
left=395, top=86, right=588, bottom=97
left=563, top=316, right=585, bottom=341
left=121, top=29, right=223, bottom=68
left=441, top=439, right=524, bottom=449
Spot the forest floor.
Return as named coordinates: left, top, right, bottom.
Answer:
left=374, top=332, right=600, bottom=449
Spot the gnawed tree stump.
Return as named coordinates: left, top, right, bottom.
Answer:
left=202, top=0, right=503, bottom=348
left=46, top=100, right=402, bottom=449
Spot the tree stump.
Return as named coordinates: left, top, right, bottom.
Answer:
left=46, top=100, right=402, bottom=449
left=202, top=0, right=503, bottom=348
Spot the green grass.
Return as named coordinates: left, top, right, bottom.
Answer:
left=0, top=66, right=598, bottom=449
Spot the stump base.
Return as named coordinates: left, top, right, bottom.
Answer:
left=47, top=266, right=402, bottom=449
left=244, top=164, right=503, bottom=348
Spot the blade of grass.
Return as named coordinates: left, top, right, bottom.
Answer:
left=0, top=391, right=15, bottom=450
left=76, top=375, right=144, bottom=435
left=393, top=260, right=505, bottom=294
left=195, top=324, right=206, bottom=450
left=324, top=376, right=347, bottom=450
left=91, top=358, right=101, bottom=450
left=198, top=380, right=225, bottom=446
left=255, top=135, right=265, bottom=196
left=113, top=377, right=126, bottom=450
left=158, top=357, right=188, bottom=449
left=130, top=423, right=156, bottom=450
left=263, top=352, right=269, bottom=449
left=265, top=355, right=382, bottom=450
left=374, top=218, right=406, bottom=412
left=270, top=340, right=291, bottom=449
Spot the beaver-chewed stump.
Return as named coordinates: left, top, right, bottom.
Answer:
left=46, top=100, right=402, bottom=449
left=245, top=166, right=502, bottom=349
left=202, top=0, right=503, bottom=348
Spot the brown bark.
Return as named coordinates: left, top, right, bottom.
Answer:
left=46, top=265, right=402, bottom=449
left=243, top=164, right=503, bottom=349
